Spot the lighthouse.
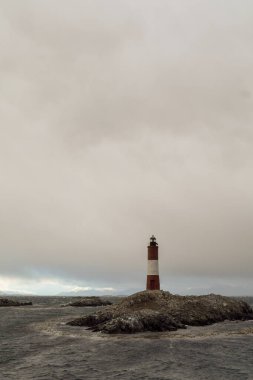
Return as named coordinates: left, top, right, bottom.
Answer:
left=146, top=235, right=160, bottom=290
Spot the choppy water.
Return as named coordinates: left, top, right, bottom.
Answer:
left=1, top=296, right=253, bottom=380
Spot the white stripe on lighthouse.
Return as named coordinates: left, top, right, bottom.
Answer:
left=147, top=260, right=159, bottom=275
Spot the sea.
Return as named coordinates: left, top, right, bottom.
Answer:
left=0, top=296, right=253, bottom=380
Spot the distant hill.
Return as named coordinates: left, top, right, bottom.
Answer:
left=0, top=290, right=33, bottom=296
left=57, top=289, right=113, bottom=296
left=57, top=287, right=141, bottom=297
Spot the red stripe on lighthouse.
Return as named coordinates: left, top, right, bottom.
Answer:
left=146, top=235, right=160, bottom=290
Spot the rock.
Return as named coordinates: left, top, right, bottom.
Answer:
left=0, top=298, right=32, bottom=307
left=65, top=296, right=112, bottom=307
left=67, top=290, right=253, bottom=334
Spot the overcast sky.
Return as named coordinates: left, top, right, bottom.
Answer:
left=1, top=0, right=253, bottom=295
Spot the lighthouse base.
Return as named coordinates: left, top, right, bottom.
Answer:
left=146, top=275, right=160, bottom=290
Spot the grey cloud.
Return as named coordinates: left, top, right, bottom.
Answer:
left=0, top=0, right=253, bottom=292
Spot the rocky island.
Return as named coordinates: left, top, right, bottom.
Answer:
left=65, top=296, right=112, bottom=307
left=0, top=298, right=32, bottom=307
left=67, top=290, right=253, bottom=334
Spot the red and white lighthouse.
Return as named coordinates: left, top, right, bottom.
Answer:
left=146, top=235, right=160, bottom=290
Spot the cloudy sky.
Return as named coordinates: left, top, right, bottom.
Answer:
left=1, top=0, right=253, bottom=295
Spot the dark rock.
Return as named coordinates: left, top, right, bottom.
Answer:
left=65, top=296, right=112, bottom=307
left=67, top=290, right=253, bottom=334
left=0, top=298, right=32, bottom=307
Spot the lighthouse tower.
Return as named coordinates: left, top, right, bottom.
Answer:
left=146, top=235, right=160, bottom=290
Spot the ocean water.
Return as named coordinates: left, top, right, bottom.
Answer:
left=0, top=296, right=253, bottom=380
